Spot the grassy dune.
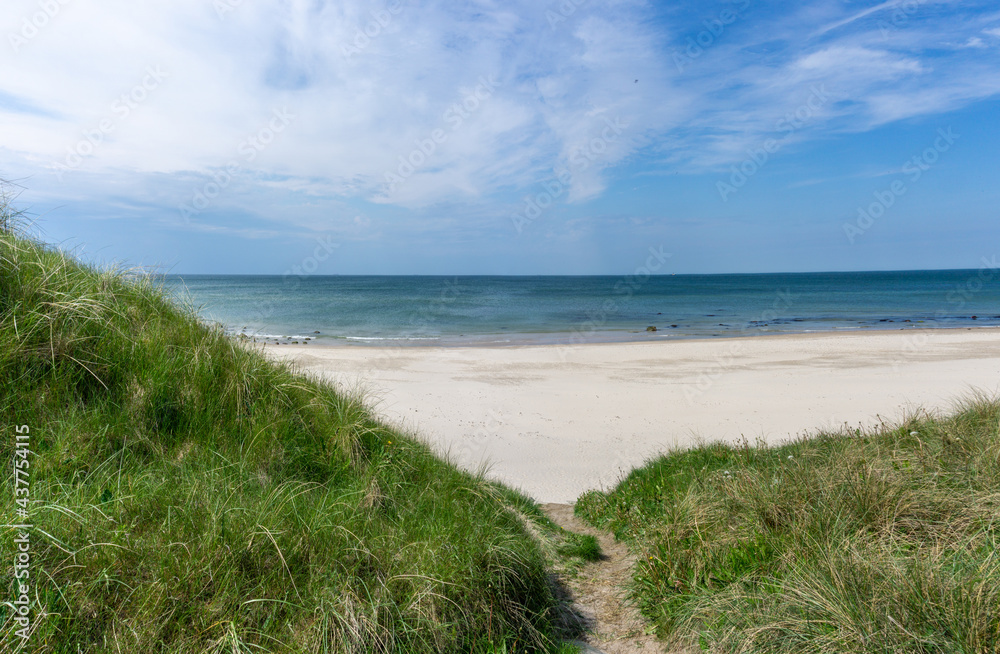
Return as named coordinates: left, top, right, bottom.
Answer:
left=0, top=215, right=581, bottom=652
left=8, top=185, right=998, bottom=653
left=577, top=402, right=1000, bottom=652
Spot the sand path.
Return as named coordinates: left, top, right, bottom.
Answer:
left=543, top=503, right=666, bottom=653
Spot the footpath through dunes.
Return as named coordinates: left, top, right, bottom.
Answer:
left=543, top=503, right=670, bottom=654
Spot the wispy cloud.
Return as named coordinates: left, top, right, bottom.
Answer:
left=1, top=0, right=999, bottom=233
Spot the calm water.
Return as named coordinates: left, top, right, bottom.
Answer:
left=163, top=270, right=1000, bottom=345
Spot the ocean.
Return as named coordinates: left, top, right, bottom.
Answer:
left=163, top=269, right=1000, bottom=346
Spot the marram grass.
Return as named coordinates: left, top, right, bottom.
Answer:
left=0, top=218, right=582, bottom=652
left=577, top=400, right=1000, bottom=653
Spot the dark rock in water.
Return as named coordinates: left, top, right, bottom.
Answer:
left=646, top=326, right=657, bottom=332
left=292, top=341, right=299, bottom=344
left=671, top=324, right=678, bottom=328
left=657, top=312, right=662, bottom=315
left=314, top=331, right=321, bottom=334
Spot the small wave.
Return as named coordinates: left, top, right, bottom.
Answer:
left=344, top=336, right=441, bottom=341
left=241, top=332, right=315, bottom=341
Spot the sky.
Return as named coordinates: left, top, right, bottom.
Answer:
left=1, top=0, right=999, bottom=275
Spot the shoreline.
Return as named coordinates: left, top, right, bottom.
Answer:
left=266, top=328, right=1000, bottom=503
left=252, top=322, right=1000, bottom=349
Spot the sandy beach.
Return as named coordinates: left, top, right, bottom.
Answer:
left=267, top=328, right=1000, bottom=503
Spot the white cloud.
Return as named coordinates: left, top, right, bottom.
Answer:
left=793, top=46, right=924, bottom=78
left=1, top=0, right=999, bottom=224
left=1, top=0, right=687, bottom=209
left=811, top=0, right=900, bottom=37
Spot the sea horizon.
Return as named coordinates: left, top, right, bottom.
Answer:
left=164, top=268, right=1000, bottom=346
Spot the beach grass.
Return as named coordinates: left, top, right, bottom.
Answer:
left=555, top=534, right=601, bottom=564
left=576, top=400, right=1000, bottom=653
left=0, top=212, right=586, bottom=652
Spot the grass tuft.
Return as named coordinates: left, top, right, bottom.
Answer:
left=556, top=534, right=602, bottom=563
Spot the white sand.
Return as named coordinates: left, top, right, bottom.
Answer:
left=267, top=328, right=1000, bottom=503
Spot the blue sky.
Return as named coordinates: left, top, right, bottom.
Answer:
left=1, top=0, right=999, bottom=275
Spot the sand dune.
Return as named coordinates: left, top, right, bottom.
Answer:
left=267, top=328, right=1000, bottom=503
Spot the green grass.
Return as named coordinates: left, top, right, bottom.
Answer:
left=0, top=207, right=587, bottom=652
left=555, top=534, right=601, bottom=564
left=577, top=403, right=1000, bottom=653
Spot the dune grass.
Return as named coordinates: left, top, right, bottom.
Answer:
left=577, top=401, right=1000, bottom=653
left=555, top=534, right=601, bottom=564
left=0, top=211, right=584, bottom=652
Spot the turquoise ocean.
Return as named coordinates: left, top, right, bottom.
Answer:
left=164, top=270, right=1000, bottom=346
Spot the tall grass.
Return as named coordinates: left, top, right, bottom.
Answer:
left=0, top=212, right=578, bottom=652
left=577, top=401, right=1000, bottom=653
